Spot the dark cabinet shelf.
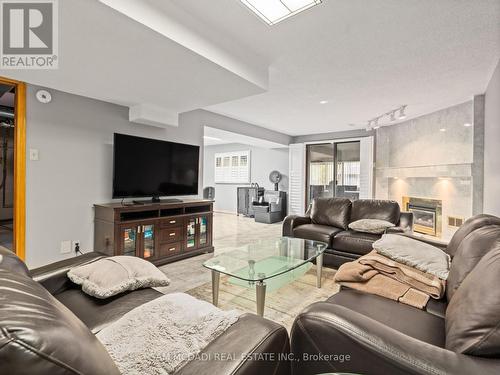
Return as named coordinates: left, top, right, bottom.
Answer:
left=94, top=199, right=214, bottom=265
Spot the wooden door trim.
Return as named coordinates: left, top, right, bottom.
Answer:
left=0, top=76, right=26, bottom=261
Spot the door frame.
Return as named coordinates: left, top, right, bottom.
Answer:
left=0, top=76, right=26, bottom=260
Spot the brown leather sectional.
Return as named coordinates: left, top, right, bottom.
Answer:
left=290, top=214, right=500, bottom=374
left=0, top=249, right=290, bottom=375
left=283, top=198, right=414, bottom=268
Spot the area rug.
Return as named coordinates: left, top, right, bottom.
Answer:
left=186, top=266, right=339, bottom=331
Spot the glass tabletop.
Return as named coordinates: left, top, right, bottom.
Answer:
left=203, top=237, right=327, bottom=282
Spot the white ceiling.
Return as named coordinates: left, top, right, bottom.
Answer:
left=175, top=0, right=500, bottom=135
left=0, top=0, right=266, bottom=121
left=204, top=126, right=288, bottom=148
left=1, top=0, right=499, bottom=136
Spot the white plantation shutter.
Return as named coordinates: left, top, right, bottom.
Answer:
left=214, top=150, right=250, bottom=183
left=289, top=143, right=306, bottom=215
left=359, top=136, right=374, bottom=199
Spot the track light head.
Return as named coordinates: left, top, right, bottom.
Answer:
left=398, top=105, right=407, bottom=120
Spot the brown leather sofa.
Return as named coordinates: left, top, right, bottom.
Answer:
left=283, top=198, right=414, bottom=268
left=0, top=249, right=290, bottom=375
left=290, top=214, right=500, bottom=375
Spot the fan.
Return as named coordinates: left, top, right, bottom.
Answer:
left=269, top=170, right=282, bottom=191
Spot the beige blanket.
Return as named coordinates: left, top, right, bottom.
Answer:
left=334, top=251, right=446, bottom=309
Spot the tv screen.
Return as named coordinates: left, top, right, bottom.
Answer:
left=113, top=133, right=200, bottom=199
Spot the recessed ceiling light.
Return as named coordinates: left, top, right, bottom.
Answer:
left=464, top=123, right=472, bottom=127
left=439, top=128, right=446, bottom=132
left=319, top=100, right=328, bottom=104
left=240, top=0, right=322, bottom=25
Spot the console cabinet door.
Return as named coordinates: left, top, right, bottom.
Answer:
left=197, top=214, right=211, bottom=248
left=141, top=222, right=157, bottom=260
left=184, top=214, right=212, bottom=250
left=120, top=225, right=139, bottom=257
left=119, top=221, right=157, bottom=260
left=185, top=217, right=197, bottom=250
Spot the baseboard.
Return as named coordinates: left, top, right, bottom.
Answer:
left=214, top=210, right=237, bottom=215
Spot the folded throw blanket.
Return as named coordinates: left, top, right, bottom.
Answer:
left=335, top=251, right=446, bottom=309
left=96, top=293, right=241, bottom=375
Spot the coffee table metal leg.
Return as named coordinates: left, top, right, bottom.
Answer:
left=256, top=280, right=266, bottom=317
left=316, top=253, right=323, bottom=288
left=211, top=270, right=220, bottom=306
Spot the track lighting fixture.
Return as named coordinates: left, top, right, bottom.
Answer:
left=364, top=105, right=408, bottom=131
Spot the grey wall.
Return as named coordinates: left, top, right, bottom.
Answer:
left=484, top=59, right=500, bottom=216
left=25, top=87, right=291, bottom=268
left=26, top=85, right=204, bottom=267
left=203, top=143, right=289, bottom=213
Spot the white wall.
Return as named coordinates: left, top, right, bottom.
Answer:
left=484, top=59, right=500, bottom=216
left=203, top=143, right=289, bottom=213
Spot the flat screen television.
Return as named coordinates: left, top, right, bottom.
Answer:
left=113, top=133, right=199, bottom=202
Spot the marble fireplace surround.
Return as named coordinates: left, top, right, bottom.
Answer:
left=375, top=101, right=476, bottom=241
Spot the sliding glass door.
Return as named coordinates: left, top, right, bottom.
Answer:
left=306, top=141, right=361, bottom=205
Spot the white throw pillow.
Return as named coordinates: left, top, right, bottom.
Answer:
left=68, top=256, right=170, bottom=299
left=349, top=219, right=395, bottom=234
left=373, top=234, right=451, bottom=279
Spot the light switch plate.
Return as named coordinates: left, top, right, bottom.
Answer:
left=60, top=240, right=72, bottom=254
left=29, top=149, right=39, bottom=161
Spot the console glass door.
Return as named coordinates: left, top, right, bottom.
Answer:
left=199, top=216, right=208, bottom=246
left=142, top=224, right=155, bottom=259
left=122, top=227, right=137, bottom=256
left=186, top=218, right=196, bottom=249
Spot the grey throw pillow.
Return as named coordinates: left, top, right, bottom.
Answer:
left=349, top=219, right=395, bottom=234
left=373, top=234, right=451, bottom=279
left=68, top=256, right=170, bottom=299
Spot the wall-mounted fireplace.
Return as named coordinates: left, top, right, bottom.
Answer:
left=402, top=196, right=442, bottom=237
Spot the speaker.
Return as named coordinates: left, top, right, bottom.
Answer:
left=203, top=186, right=215, bottom=200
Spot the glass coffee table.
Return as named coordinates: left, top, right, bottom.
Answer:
left=203, top=237, right=328, bottom=317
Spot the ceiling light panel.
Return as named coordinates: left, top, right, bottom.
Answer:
left=240, top=0, right=322, bottom=25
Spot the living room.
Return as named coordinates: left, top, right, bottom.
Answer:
left=1, top=1, right=499, bottom=374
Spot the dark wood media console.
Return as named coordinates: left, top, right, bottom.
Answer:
left=94, top=199, right=214, bottom=265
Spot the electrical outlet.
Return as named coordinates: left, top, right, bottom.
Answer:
left=29, top=148, right=39, bottom=161
left=72, top=240, right=81, bottom=254
left=60, top=240, right=72, bottom=254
